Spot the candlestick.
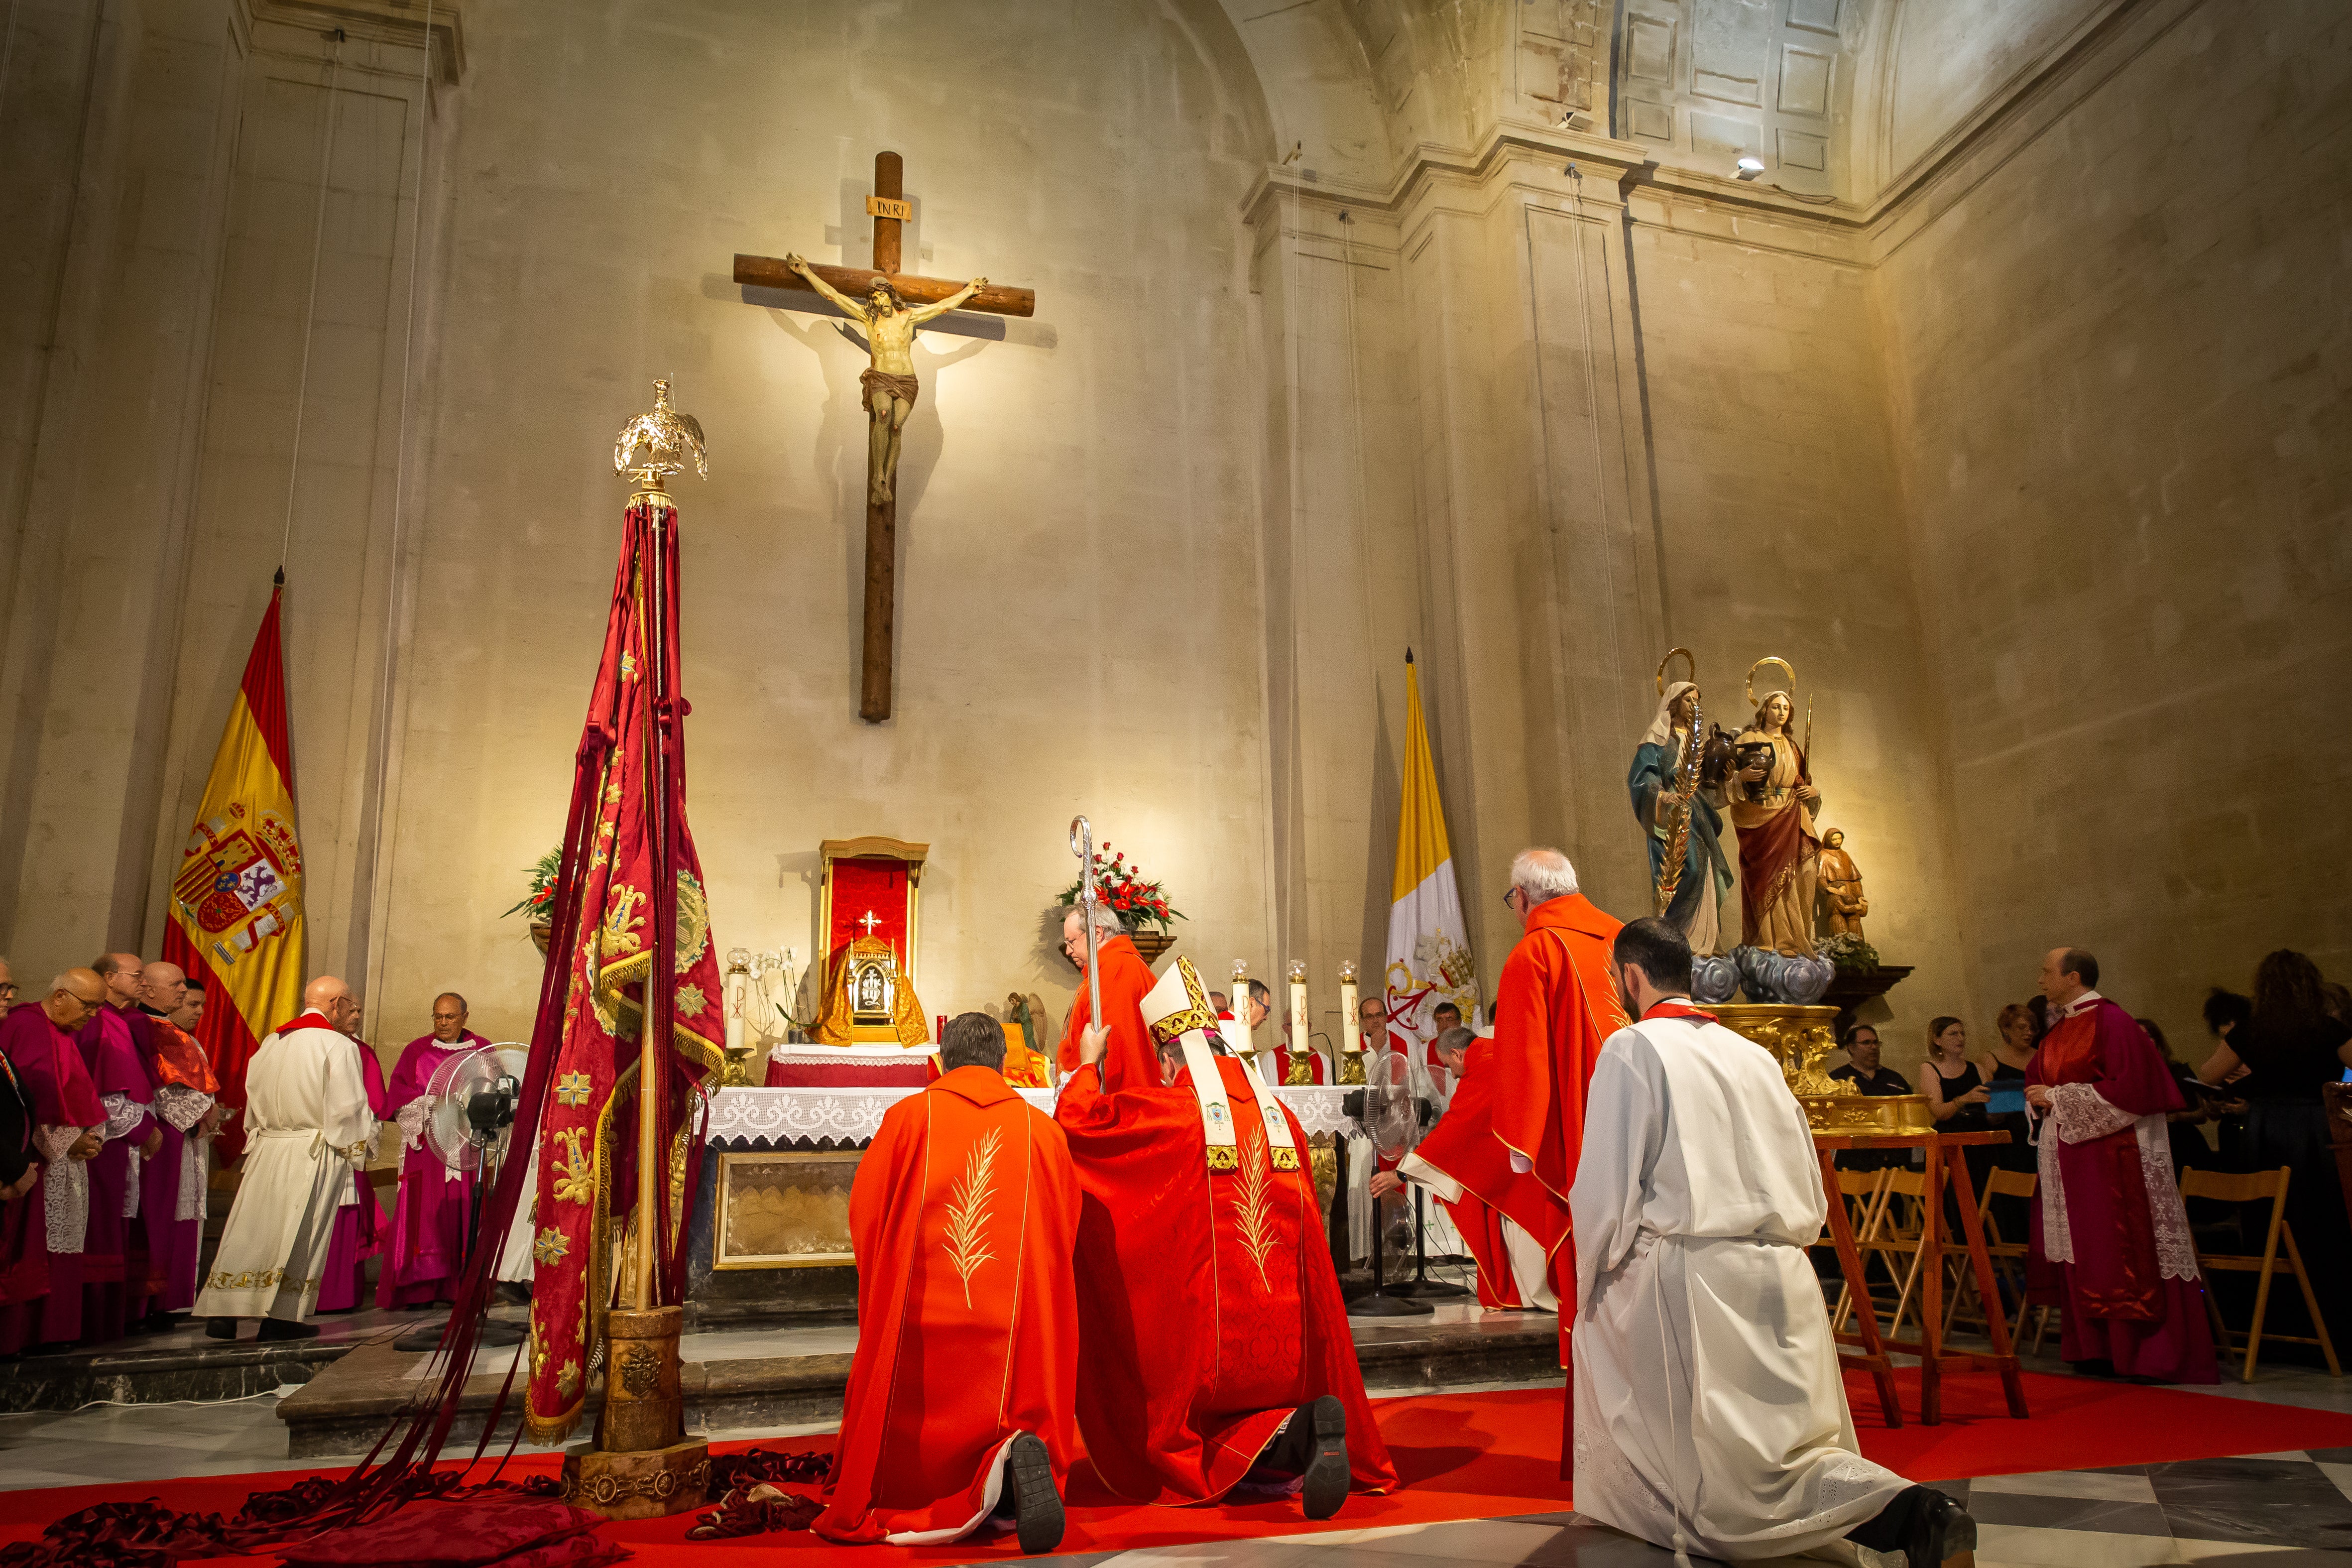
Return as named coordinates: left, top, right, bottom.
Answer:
left=1286, top=959, right=1313, bottom=1086
left=1228, top=959, right=1254, bottom=1060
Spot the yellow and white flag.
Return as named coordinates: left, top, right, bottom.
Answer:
left=1383, top=652, right=1477, bottom=1058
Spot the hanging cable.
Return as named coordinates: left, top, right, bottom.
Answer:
left=278, top=31, right=348, bottom=574
left=362, top=0, right=437, bottom=1017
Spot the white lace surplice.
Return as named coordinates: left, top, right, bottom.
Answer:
left=2035, top=1082, right=2199, bottom=1281
left=33, top=1124, right=93, bottom=1254
left=1569, top=1017, right=1909, bottom=1563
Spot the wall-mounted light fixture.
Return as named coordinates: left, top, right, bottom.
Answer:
left=1735, top=156, right=1766, bottom=181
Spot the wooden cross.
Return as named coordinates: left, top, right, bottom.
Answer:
left=857, top=910, right=882, bottom=938
left=735, top=152, right=1037, bottom=723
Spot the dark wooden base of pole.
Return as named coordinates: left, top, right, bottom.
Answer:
left=859, top=491, right=895, bottom=723
left=560, top=1304, right=708, bottom=1520
left=560, top=1437, right=710, bottom=1520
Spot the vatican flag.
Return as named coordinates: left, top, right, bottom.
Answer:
left=1383, top=651, right=1478, bottom=1058
left=161, top=582, right=305, bottom=1163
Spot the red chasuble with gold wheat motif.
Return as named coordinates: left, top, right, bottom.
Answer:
left=1056, top=1055, right=1396, bottom=1504
left=814, top=1066, right=1081, bottom=1544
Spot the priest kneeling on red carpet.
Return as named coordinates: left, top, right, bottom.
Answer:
left=1571, top=917, right=1976, bottom=1568
left=812, top=1011, right=1078, bottom=1553
left=1057, top=955, right=1396, bottom=1517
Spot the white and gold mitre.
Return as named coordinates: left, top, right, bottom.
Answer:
left=1143, top=957, right=1298, bottom=1173
left=1141, top=957, right=1221, bottom=1048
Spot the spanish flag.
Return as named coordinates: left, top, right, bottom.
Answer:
left=161, top=582, right=305, bottom=1162
left=1383, top=651, right=1477, bottom=1050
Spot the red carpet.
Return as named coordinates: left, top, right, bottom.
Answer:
left=8, top=1371, right=2352, bottom=1564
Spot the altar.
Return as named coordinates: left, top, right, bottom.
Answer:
left=682, top=1077, right=1360, bottom=1326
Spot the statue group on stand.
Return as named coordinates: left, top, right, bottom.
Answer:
left=1626, top=650, right=1869, bottom=1005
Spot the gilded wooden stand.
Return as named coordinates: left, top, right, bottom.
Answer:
left=560, top=1305, right=709, bottom=1519
left=1713, top=1001, right=1934, bottom=1133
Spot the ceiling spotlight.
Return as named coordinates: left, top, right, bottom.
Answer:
left=1735, top=156, right=1766, bottom=181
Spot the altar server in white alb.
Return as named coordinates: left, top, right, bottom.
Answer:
left=1569, top=917, right=1976, bottom=1568
left=196, top=976, right=376, bottom=1342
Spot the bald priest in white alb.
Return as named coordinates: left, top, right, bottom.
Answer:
left=1569, top=917, right=1976, bottom=1568
left=196, top=976, right=376, bottom=1342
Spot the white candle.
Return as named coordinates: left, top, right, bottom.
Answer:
left=1228, top=960, right=1253, bottom=1057
left=1286, top=960, right=1308, bottom=1060
left=1339, top=960, right=1362, bottom=1055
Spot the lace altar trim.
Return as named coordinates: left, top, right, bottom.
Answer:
left=702, top=1084, right=1358, bottom=1146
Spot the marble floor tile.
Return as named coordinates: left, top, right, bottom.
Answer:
left=1972, top=1468, right=2161, bottom=1504
left=1283, top=1519, right=1568, bottom=1563
left=1966, top=1489, right=2172, bottom=1536
left=2317, top=1461, right=2352, bottom=1506
left=1975, top=1522, right=2185, bottom=1566
left=1093, top=1543, right=1329, bottom=1568
left=2150, top=1457, right=2352, bottom=1546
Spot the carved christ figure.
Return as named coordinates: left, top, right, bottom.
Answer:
left=785, top=254, right=987, bottom=505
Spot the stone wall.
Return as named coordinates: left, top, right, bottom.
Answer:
left=1873, top=0, right=2352, bottom=1039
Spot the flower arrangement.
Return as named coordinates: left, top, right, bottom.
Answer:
left=504, top=847, right=562, bottom=920
left=1820, top=932, right=1880, bottom=973
left=1057, top=844, right=1184, bottom=935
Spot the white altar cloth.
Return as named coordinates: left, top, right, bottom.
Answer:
left=704, top=1083, right=1356, bottom=1147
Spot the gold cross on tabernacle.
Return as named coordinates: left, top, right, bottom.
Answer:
left=858, top=910, right=883, bottom=938
left=734, top=151, right=1037, bottom=724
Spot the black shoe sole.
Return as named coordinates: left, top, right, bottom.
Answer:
left=1299, top=1394, right=1348, bottom=1521
left=1911, top=1499, right=1978, bottom=1566
left=203, top=1320, right=237, bottom=1340
left=1004, top=1431, right=1063, bottom=1555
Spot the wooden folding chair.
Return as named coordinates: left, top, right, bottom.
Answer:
left=1826, top=1168, right=1895, bottom=1331
left=2179, top=1165, right=2342, bottom=1381
left=1941, top=1167, right=2037, bottom=1341
left=1839, top=1170, right=1929, bottom=1335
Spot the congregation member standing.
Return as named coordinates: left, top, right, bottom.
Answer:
left=138, top=962, right=219, bottom=1320
left=1056, top=958, right=1394, bottom=1517
left=2195, top=949, right=2352, bottom=1356
left=812, top=1013, right=1078, bottom=1552
left=1571, top=918, right=1977, bottom=1568
left=1373, top=1026, right=1561, bottom=1310
left=2025, top=948, right=2216, bottom=1382
left=197, top=977, right=375, bottom=1342
left=378, top=992, right=492, bottom=1309
left=75, top=955, right=163, bottom=1342
left=0, top=971, right=106, bottom=1354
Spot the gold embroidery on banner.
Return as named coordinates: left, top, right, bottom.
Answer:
left=1231, top=1127, right=1277, bottom=1291
left=534, top=1227, right=571, bottom=1266
left=941, top=1125, right=1003, bottom=1309
left=557, top=1358, right=582, bottom=1398
left=555, top=1071, right=593, bottom=1108
left=550, top=1128, right=594, bottom=1206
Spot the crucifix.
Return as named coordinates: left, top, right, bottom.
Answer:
left=735, top=151, right=1037, bottom=724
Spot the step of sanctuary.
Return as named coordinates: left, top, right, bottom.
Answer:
left=276, top=1302, right=1564, bottom=1459
left=0, top=1304, right=495, bottom=1413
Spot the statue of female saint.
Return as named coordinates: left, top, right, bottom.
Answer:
left=1628, top=677, right=1733, bottom=954
left=1729, top=662, right=1823, bottom=957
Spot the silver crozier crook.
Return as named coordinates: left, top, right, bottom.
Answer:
left=1069, top=815, right=1102, bottom=1037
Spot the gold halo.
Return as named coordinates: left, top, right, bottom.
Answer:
left=1655, top=647, right=1696, bottom=696
left=1745, top=655, right=1796, bottom=711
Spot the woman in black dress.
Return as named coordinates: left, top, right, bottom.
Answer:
left=2197, top=951, right=2352, bottom=1357
left=1923, top=1016, right=1997, bottom=1231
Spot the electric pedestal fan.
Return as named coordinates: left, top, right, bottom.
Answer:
left=393, top=1042, right=530, bottom=1354
left=1341, top=1035, right=1432, bottom=1318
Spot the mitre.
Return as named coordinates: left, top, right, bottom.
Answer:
left=1141, top=956, right=1299, bottom=1173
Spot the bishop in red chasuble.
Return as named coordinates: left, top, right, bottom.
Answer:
left=815, top=1012, right=1080, bottom=1551
left=1057, top=957, right=1396, bottom=1517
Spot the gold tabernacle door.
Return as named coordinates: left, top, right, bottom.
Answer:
left=811, top=837, right=929, bottom=1046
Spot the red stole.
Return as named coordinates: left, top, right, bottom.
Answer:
left=815, top=1068, right=1082, bottom=1543
left=1056, top=1055, right=1397, bottom=1504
